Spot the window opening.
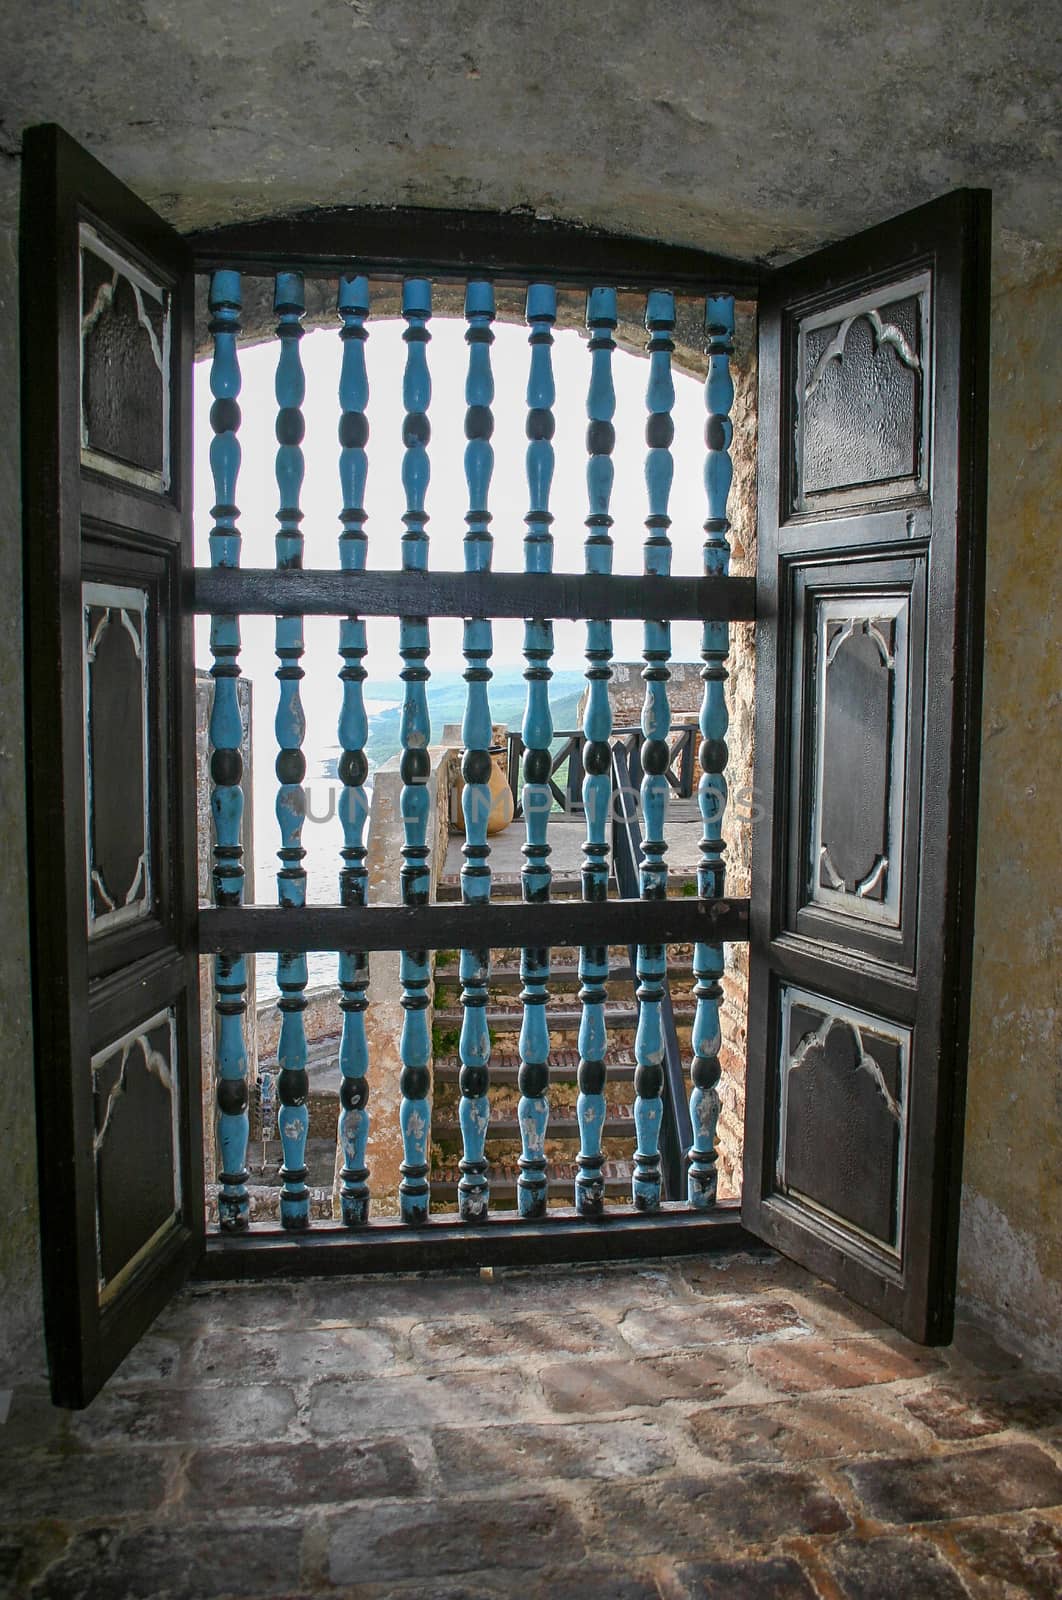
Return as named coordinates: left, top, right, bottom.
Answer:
left=194, top=270, right=755, bottom=1235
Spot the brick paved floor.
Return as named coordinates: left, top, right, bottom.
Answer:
left=2, top=1249, right=1061, bottom=1598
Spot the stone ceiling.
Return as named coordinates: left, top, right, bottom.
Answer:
left=3, top=1, right=1059, bottom=279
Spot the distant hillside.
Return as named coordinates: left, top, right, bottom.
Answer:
left=322, top=669, right=588, bottom=775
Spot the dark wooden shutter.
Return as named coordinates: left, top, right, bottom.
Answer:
left=743, top=191, right=990, bottom=1343
left=21, top=125, right=202, bottom=1405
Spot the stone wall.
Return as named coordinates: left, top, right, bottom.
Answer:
left=0, top=220, right=38, bottom=1379
left=604, top=661, right=704, bottom=726
left=956, top=255, right=1062, bottom=1371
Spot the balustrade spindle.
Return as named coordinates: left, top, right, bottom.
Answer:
left=398, top=278, right=434, bottom=1225
left=688, top=294, right=734, bottom=1208
left=207, top=270, right=249, bottom=1231
left=517, top=282, right=557, bottom=1220
left=576, top=286, right=617, bottom=1217
left=336, top=274, right=371, bottom=1226
left=272, top=272, right=310, bottom=1229
left=632, top=290, right=678, bottom=1212
left=457, top=281, right=496, bottom=1221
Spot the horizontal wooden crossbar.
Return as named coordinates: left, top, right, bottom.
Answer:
left=196, top=1203, right=753, bottom=1279
left=189, top=205, right=761, bottom=294
left=191, top=569, right=756, bottom=622
left=198, top=897, right=749, bottom=953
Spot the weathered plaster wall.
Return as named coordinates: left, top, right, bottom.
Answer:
left=0, top=219, right=43, bottom=1382
left=3, top=2, right=1058, bottom=267
left=956, top=256, right=1062, bottom=1372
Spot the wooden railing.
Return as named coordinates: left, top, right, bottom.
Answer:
left=196, top=261, right=746, bottom=1267
left=505, top=722, right=697, bottom=818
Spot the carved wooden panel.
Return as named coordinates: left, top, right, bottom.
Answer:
left=80, top=224, right=171, bottom=492
left=92, top=1008, right=181, bottom=1299
left=83, top=581, right=151, bottom=936
left=809, top=594, right=909, bottom=928
left=776, top=985, right=909, bottom=1256
left=784, top=553, right=925, bottom=969
left=791, top=273, right=930, bottom=515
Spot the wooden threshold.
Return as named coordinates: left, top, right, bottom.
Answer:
left=196, top=1203, right=751, bottom=1279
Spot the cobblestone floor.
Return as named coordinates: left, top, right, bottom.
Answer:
left=3, top=1249, right=1061, bottom=1598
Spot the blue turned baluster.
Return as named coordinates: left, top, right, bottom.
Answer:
left=336, top=274, right=371, bottom=1226
left=688, top=294, right=734, bottom=1208
left=398, top=278, right=433, bottom=1225
left=517, top=282, right=557, bottom=1220
left=457, top=280, right=496, bottom=1221
left=273, top=272, right=310, bottom=1229
left=576, top=286, right=617, bottom=1217
left=633, top=290, right=678, bottom=1212
left=208, top=270, right=249, bottom=1231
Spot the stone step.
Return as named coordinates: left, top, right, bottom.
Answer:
left=432, top=1102, right=636, bottom=1143
left=430, top=1159, right=636, bottom=1206
left=436, top=875, right=587, bottom=903
left=252, top=1137, right=339, bottom=1189
left=206, top=1183, right=336, bottom=1224
left=259, top=997, right=693, bottom=1076
left=432, top=1004, right=692, bottom=1030
left=259, top=1046, right=649, bottom=1094
left=435, top=873, right=700, bottom=903
left=437, top=967, right=696, bottom=999
left=435, top=949, right=696, bottom=977
left=465, top=962, right=639, bottom=990
left=433, top=1052, right=636, bottom=1085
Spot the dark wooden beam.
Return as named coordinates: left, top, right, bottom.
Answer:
left=189, top=205, right=761, bottom=295
left=198, top=897, right=750, bottom=953
left=191, top=569, right=756, bottom=623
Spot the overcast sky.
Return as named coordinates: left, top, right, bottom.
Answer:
left=193, top=315, right=710, bottom=701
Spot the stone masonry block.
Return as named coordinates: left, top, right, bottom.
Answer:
left=947, top=1515, right=1062, bottom=1600
left=539, top=1353, right=738, bottom=1415
left=826, top=1535, right=971, bottom=1600
left=431, top=1418, right=676, bottom=1486
left=844, top=1441, right=1062, bottom=1524
left=308, top=1371, right=536, bottom=1437
left=688, top=1395, right=925, bottom=1467
left=327, top=1496, right=586, bottom=1585
left=902, top=1376, right=1062, bottom=1440
left=182, top=1438, right=419, bottom=1509
left=589, top=1465, right=849, bottom=1556
left=410, top=1310, right=619, bottom=1366
left=673, top=1555, right=819, bottom=1599
left=750, top=1336, right=941, bottom=1395
left=27, top=1523, right=304, bottom=1600
left=618, top=1298, right=807, bottom=1354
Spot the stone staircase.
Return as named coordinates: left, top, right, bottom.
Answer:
left=250, top=870, right=700, bottom=1219
left=429, top=935, right=696, bottom=1211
